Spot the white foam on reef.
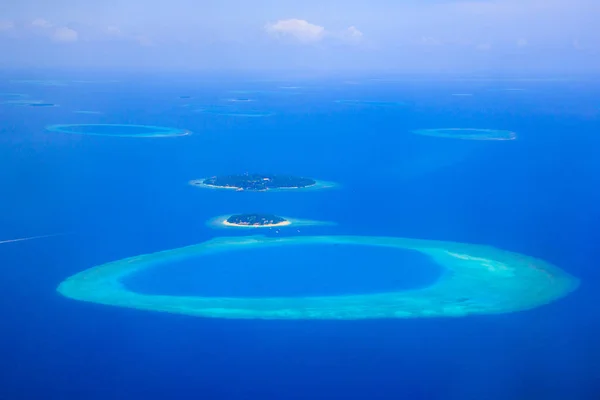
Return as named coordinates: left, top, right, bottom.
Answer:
left=56, top=235, right=579, bottom=320
left=412, top=128, right=517, bottom=141
left=45, top=124, right=191, bottom=138
left=207, top=215, right=336, bottom=229
left=189, top=179, right=338, bottom=192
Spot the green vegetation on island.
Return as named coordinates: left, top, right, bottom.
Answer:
left=226, top=213, right=287, bottom=226
left=203, top=174, right=316, bottom=191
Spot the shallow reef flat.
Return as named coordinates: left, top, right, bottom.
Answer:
left=3, top=99, right=58, bottom=107
left=57, top=235, right=578, bottom=320
left=192, top=107, right=274, bottom=117
left=10, top=79, right=68, bottom=86
left=45, top=123, right=191, bottom=138
left=74, top=110, right=103, bottom=115
left=0, top=93, right=29, bottom=99
left=334, top=100, right=406, bottom=107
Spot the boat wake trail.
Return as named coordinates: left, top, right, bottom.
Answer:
left=0, top=232, right=69, bottom=245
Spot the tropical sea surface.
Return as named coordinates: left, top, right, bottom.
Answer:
left=1, top=71, right=599, bottom=399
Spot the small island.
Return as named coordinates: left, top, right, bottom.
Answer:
left=224, top=213, right=290, bottom=228
left=201, top=174, right=316, bottom=191
left=207, top=214, right=335, bottom=229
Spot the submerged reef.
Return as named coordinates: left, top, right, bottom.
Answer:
left=57, top=235, right=579, bottom=320
left=191, top=174, right=324, bottom=191
left=225, top=98, right=255, bottom=103
left=192, top=106, right=273, bottom=117
left=45, top=124, right=191, bottom=138
left=0, top=93, right=28, bottom=99
left=10, top=80, right=67, bottom=86
left=74, top=110, right=103, bottom=115
left=335, top=100, right=406, bottom=107
left=3, top=99, right=58, bottom=107
left=28, top=103, right=56, bottom=107
left=412, top=128, right=517, bottom=141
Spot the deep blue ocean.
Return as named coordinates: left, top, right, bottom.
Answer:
left=1, top=71, right=599, bottom=399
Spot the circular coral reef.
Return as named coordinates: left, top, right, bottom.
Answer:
left=57, top=235, right=579, bottom=320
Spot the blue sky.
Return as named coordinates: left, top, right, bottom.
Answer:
left=1, top=0, right=599, bottom=72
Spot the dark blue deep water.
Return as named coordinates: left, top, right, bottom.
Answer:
left=1, top=72, right=600, bottom=399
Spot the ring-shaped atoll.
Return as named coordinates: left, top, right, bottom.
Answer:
left=190, top=174, right=337, bottom=192
left=207, top=214, right=335, bottom=229
left=45, top=124, right=191, bottom=138
left=412, top=128, right=517, bottom=141
left=57, top=235, right=579, bottom=320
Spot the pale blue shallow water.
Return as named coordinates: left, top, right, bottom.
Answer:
left=1, top=71, right=599, bottom=399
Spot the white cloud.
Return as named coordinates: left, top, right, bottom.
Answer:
left=345, top=26, right=363, bottom=39
left=135, top=35, right=153, bottom=46
left=475, top=42, right=492, bottom=51
left=106, top=25, right=122, bottom=35
left=517, top=38, right=528, bottom=47
left=31, top=18, right=53, bottom=29
left=265, top=19, right=363, bottom=45
left=0, top=21, right=15, bottom=31
left=340, top=26, right=364, bottom=43
left=53, top=27, right=78, bottom=42
left=265, top=19, right=325, bottom=42
left=100, top=25, right=153, bottom=46
left=573, top=39, right=585, bottom=50
left=420, top=36, right=443, bottom=46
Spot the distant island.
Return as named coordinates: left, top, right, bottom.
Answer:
left=412, top=128, right=516, bottom=141
left=201, top=174, right=316, bottom=191
left=224, top=213, right=290, bottom=227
